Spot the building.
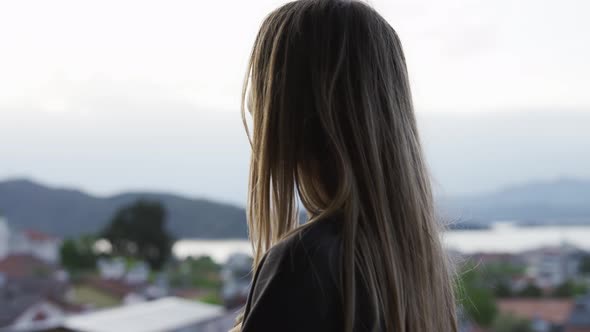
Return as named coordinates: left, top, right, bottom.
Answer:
left=0, top=276, right=81, bottom=331
left=523, top=245, right=586, bottom=290
left=497, top=298, right=575, bottom=332
left=0, top=217, right=61, bottom=264
left=10, top=229, right=61, bottom=264
left=60, top=297, right=225, bottom=332
left=0, top=254, right=57, bottom=279
left=565, top=294, right=590, bottom=332
left=97, top=257, right=150, bottom=284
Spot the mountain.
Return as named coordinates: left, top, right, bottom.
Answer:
left=1, top=178, right=589, bottom=240
left=440, top=178, right=590, bottom=225
left=0, top=179, right=248, bottom=239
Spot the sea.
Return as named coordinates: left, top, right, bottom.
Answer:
left=173, top=222, right=590, bottom=263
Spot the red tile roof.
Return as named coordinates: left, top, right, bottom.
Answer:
left=22, top=229, right=57, bottom=242
left=497, top=298, right=575, bottom=324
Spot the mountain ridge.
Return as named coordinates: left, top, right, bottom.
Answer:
left=0, top=178, right=248, bottom=239
left=1, top=177, right=589, bottom=239
left=439, top=178, right=590, bottom=225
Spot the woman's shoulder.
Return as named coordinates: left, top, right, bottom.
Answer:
left=242, top=215, right=345, bottom=331
left=266, top=215, right=343, bottom=273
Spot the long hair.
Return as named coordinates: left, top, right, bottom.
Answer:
left=240, top=0, right=458, bottom=331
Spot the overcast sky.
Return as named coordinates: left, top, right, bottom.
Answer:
left=1, top=0, right=589, bottom=205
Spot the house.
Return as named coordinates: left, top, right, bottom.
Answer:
left=60, top=297, right=224, bottom=332
left=9, top=229, right=61, bottom=264
left=523, top=245, right=585, bottom=289
left=0, top=219, right=60, bottom=264
left=97, top=257, right=150, bottom=284
left=0, top=276, right=81, bottom=331
left=497, top=298, right=575, bottom=332
left=0, top=254, right=57, bottom=279
left=565, top=294, right=590, bottom=332
left=97, top=257, right=126, bottom=279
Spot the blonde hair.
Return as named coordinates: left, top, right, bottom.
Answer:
left=239, top=0, right=458, bottom=331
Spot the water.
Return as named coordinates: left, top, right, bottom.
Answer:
left=173, top=223, right=590, bottom=263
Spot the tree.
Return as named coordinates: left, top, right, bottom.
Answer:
left=495, top=280, right=513, bottom=298
left=457, top=264, right=498, bottom=327
left=60, top=235, right=98, bottom=272
left=102, top=200, right=173, bottom=270
left=518, top=283, right=543, bottom=297
left=552, top=280, right=588, bottom=298
left=580, top=255, right=590, bottom=275
left=492, top=314, right=533, bottom=332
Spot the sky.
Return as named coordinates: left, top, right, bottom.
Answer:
left=0, top=0, right=589, bottom=205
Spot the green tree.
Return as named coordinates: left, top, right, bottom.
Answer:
left=170, top=256, right=222, bottom=289
left=492, top=314, right=533, bottom=332
left=495, top=280, right=513, bottom=298
left=552, top=280, right=588, bottom=298
left=457, top=264, right=498, bottom=327
left=102, top=200, right=173, bottom=270
left=518, top=283, right=543, bottom=297
left=60, top=235, right=98, bottom=272
left=484, top=262, right=525, bottom=281
left=579, top=255, right=590, bottom=275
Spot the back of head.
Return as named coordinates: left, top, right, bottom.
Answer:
left=243, top=0, right=458, bottom=331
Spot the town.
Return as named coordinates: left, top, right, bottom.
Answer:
left=1, top=203, right=590, bottom=332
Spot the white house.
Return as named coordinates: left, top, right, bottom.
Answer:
left=97, top=257, right=150, bottom=284
left=97, top=257, right=127, bottom=279
left=524, top=244, right=584, bottom=289
left=9, top=229, right=61, bottom=263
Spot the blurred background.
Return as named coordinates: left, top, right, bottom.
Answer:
left=1, top=0, right=589, bottom=331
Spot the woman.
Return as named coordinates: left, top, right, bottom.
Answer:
left=234, top=0, right=458, bottom=331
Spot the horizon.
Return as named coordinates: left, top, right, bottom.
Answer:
left=2, top=110, right=589, bottom=205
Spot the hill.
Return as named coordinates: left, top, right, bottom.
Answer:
left=1, top=178, right=590, bottom=239
left=0, top=179, right=248, bottom=239
left=440, top=178, right=590, bottom=225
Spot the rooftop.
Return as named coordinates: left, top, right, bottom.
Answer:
left=0, top=254, right=54, bottom=278
left=63, top=297, right=224, bottom=332
left=497, top=298, right=575, bottom=324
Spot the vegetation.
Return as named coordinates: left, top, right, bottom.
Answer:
left=491, top=314, right=533, bottom=332
left=552, top=280, right=588, bottom=298
left=60, top=235, right=99, bottom=272
left=494, top=280, right=513, bottom=298
left=518, top=283, right=543, bottom=298
left=482, top=262, right=526, bottom=298
left=169, top=256, right=222, bottom=290
left=457, top=263, right=498, bottom=327
left=199, top=291, right=223, bottom=305
left=102, top=200, right=173, bottom=270
left=579, top=254, right=590, bottom=275
left=70, top=285, right=121, bottom=308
